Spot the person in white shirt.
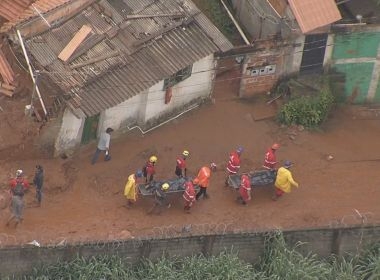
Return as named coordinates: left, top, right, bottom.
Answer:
left=91, top=127, right=113, bottom=164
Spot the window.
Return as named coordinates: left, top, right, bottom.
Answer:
left=163, top=65, right=193, bottom=90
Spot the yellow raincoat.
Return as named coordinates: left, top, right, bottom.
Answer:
left=275, top=167, right=299, bottom=193
left=124, top=174, right=137, bottom=201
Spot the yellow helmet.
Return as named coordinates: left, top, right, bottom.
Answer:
left=162, top=183, right=170, bottom=191
left=149, top=156, right=158, bottom=163
left=182, top=150, right=189, bottom=157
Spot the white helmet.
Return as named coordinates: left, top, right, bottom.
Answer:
left=16, top=170, right=23, bottom=177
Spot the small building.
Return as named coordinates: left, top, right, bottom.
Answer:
left=3, top=0, right=232, bottom=154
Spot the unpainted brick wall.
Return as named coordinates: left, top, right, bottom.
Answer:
left=240, top=52, right=283, bottom=97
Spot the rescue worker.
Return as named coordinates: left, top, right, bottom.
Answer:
left=225, top=147, right=243, bottom=186
left=6, top=170, right=30, bottom=227
left=33, top=165, right=44, bottom=206
left=91, top=127, right=113, bottom=164
left=124, top=170, right=143, bottom=208
left=237, top=174, right=251, bottom=205
left=183, top=180, right=196, bottom=213
left=273, top=160, right=299, bottom=201
left=175, top=150, right=189, bottom=177
left=263, top=143, right=280, bottom=170
left=195, top=163, right=216, bottom=200
left=143, top=156, right=157, bottom=183
left=148, top=182, right=171, bottom=214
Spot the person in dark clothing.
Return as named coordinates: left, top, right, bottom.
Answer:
left=33, top=165, right=44, bottom=206
left=147, top=183, right=171, bottom=215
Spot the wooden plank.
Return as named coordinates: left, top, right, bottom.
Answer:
left=70, top=50, right=120, bottom=69
left=0, top=82, right=15, bottom=90
left=58, top=25, right=92, bottom=62
left=0, top=87, right=14, bottom=97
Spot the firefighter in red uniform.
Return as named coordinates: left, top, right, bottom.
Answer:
left=263, top=143, right=280, bottom=170
left=175, top=150, right=189, bottom=177
left=237, top=174, right=251, bottom=205
left=225, top=147, right=243, bottom=186
left=143, top=156, right=157, bottom=183
left=6, top=170, right=30, bottom=227
left=183, top=180, right=196, bottom=213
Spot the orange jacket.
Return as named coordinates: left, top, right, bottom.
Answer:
left=193, top=166, right=211, bottom=188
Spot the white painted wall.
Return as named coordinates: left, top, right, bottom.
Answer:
left=98, top=92, right=145, bottom=133
left=55, top=108, right=83, bottom=154
left=144, top=54, right=215, bottom=122
left=56, top=55, right=215, bottom=153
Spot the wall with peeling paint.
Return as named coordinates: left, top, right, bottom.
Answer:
left=331, top=30, right=380, bottom=103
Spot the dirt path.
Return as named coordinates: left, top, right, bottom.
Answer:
left=1, top=70, right=380, bottom=246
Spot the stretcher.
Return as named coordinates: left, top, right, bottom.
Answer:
left=138, top=177, right=198, bottom=196
left=227, top=170, right=276, bottom=190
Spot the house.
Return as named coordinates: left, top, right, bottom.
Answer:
left=228, top=0, right=380, bottom=103
left=3, top=0, right=232, bottom=154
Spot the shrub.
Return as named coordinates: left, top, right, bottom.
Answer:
left=278, top=79, right=335, bottom=128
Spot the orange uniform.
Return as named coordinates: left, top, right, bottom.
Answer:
left=193, top=166, right=211, bottom=188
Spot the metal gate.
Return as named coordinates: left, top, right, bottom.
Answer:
left=300, top=33, right=328, bottom=75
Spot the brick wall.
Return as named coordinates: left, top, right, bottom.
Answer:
left=1, top=225, right=380, bottom=277
left=239, top=41, right=289, bottom=98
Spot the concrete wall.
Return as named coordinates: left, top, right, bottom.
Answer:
left=98, top=92, right=145, bottom=134
left=230, top=0, right=297, bottom=40
left=143, top=54, right=215, bottom=124
left=54, top=55, right=215, bottom=153
left=54, top=109, right=84, bottom=156
left=330, top=26, right=380, bottom=103
left=1, top=225, right=380, bottom=277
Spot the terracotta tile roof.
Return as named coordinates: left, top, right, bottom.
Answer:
left=0, top=0, right=73, bottom=33
left=0, top=0, right=32, bottom=21
left=0, top=47, right=14, bottom=84
left=288, top=0, right=342, bottom=33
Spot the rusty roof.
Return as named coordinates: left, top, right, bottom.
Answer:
left=0, top=46, right=14, bottom=84
left=24, top=0, right=233, bottom=116
left=288, top=0, right=341, bottom=33
left=0, top=0, right=32, bottom=22
left=0, top=0, right=73, bottom=33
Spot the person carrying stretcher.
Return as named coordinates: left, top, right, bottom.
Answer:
left=148, top=182, right=171, bottom=214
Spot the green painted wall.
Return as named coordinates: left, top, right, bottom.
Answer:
left=333, top=63, right=374, bottom=103
left=331, top=32, right=380, bottom=103
left=332, top=32, right=380, bottom=59
left=375, top=79, right=380, bottom=103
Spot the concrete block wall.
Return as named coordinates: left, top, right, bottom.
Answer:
left=2, top=225, right=380, bottom=277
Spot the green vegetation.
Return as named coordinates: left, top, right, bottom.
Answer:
left=278, top=78, right=335, bottom=128
left=19, top=232, right=380, bottom=279
left=192, top=0, right=239, bottom=43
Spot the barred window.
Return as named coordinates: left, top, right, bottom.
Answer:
left=163, top=65, right=193, bottom=90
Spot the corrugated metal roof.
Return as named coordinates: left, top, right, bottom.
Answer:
left=0, top=0, right=31, bottom=21
left=23, top=0, right=233, bottom=116
left=288, top=0, right=342, bottom=33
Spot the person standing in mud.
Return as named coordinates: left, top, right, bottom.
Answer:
left=91, top=127, right=113, bottom=164
left=33, top=165, right=44, bottom=206
left=6, top=170, right=30, bottom=227
left=273, top=160, right=299, bottom=201
left=175, top=150, right=189, bottom=177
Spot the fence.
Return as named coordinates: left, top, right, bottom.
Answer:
left=1, top=223, right=380, bottom=277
